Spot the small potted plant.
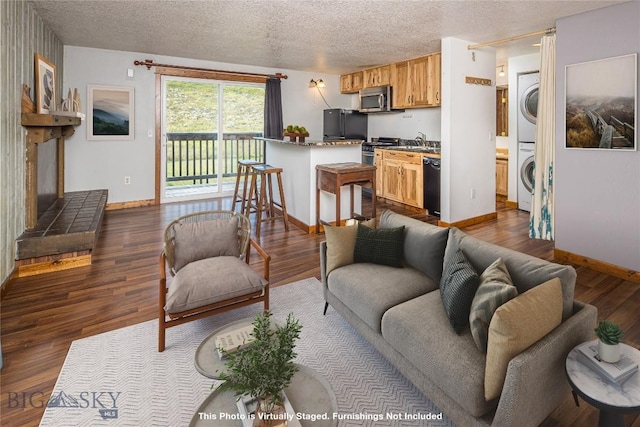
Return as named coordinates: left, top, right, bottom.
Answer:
left=216, top=312, right=302, bottom=427
left=594, top=320, right=623, bottom=363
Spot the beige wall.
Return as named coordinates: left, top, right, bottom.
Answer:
left=0, top=1, right=63, bottom=286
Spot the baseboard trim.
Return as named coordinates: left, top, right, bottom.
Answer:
left=1, top=267, right=17, bottom=300
left=438, top=212, right=498, bottom=228
left=15, top=252, right=92, bottom=277
left=106, top=199, right=156, bottom=210
left=554, top=248, right=640, bottom=284
left=505, top=200, right=518, bottom=209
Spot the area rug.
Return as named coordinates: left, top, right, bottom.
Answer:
left=39, top=278, right=454, bottom=427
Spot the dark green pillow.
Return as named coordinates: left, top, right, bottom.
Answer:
left=353, top=224, right=405, bottom=268
left=440, top=248, right=480, bottom=334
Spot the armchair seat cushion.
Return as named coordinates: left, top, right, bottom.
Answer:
left=165, top=256, right=266, bottom=314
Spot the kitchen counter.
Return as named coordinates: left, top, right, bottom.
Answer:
left=376, top=146, right=441, bottom=158
left=262, top=137, right=363, bottom=232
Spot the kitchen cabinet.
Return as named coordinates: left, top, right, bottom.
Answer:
left=496, top=156, right=508, bottom=198
left=340, top=72, right=363, bottom=94
left=390, top=53, right=441, bottom=108
left=378, top=150, right=423, bottom=208
left=374, top=150, right=383, bottom=197
left=363, top=65, right=391, bottom=88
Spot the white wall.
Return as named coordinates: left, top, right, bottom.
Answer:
left=367, top=109, right=441, bottom=141
left=441, top=37, right=496, bottom=223
left=506, top=53, right=540, bottom=203
left=63, top=46, right=351, bottom=203
left=555, top=2, right=640, bottom=271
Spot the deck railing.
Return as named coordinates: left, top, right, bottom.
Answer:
left=165, top=132, right=264, bottom=186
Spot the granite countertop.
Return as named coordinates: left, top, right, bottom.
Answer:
left=258, top=137, right=363, bottom=147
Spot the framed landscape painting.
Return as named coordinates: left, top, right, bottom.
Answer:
left=87, top=85, right=134, bottom=140
left=565, top=54, right=636, bottom=150
left=35, top=54, right=56, bottom=114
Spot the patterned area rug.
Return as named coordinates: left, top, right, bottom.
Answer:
left=39, top=278, right=454, bottom=427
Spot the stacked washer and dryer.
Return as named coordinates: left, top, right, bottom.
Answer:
left=517, top=72, right=539, bottom=212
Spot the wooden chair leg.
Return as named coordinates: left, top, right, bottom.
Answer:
left=256, top=171, right=267, bottom=238
left=276, top=171, right=289, bottom=231
left=231, top=163, right=243, bottom=212
left=159, top=317, right=166, bottom=352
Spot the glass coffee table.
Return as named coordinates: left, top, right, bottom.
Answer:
left=189, top=363, right=338, bottom=427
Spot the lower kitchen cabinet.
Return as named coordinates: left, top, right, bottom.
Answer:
left=378, top=150, right=423, bottom=209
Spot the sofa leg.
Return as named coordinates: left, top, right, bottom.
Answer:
left=323, top=302, right=329, bottom=315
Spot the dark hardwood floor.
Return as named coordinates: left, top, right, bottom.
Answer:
left=1, top=198, right=638, bottom=427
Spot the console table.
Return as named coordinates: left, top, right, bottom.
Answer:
left=315, top=162, right=376, bottom=233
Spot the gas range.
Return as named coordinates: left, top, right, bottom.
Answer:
left=362, top=137, right=401, bottom=152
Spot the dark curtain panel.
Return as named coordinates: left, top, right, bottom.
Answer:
left=264, top=77, right=283, bottom=140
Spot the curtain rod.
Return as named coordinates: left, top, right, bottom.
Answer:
left=133, top=59, right=288, bottom=80
left=467, top=27, right=556, bottom=50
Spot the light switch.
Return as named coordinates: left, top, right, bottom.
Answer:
left=127, top=68, right=134, bottom=78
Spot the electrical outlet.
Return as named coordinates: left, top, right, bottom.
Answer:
left=471, top=188, right=476, bottom=199
left=147, top=129, right=153, bottom=138
left=124, top=176, right=131, bottom=185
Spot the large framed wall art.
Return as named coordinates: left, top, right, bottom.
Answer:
left=565, top=53, right=636, bottom=150
left=87, top=85, right=134, bottom=140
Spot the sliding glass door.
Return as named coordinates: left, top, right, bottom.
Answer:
left=160, top=76, right=264, bottom=203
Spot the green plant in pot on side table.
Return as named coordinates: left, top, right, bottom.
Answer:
left=217, top=312, right=302, bottom=427
left=595, top=320, right=623, bottom=363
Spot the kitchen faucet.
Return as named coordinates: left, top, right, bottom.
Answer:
left=415, top=132, right=427, bottom=146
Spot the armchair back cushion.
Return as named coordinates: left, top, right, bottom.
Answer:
left=172, top=217, right=240, bottom=271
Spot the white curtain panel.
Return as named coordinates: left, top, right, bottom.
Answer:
left=529, top=34, right=556, bottom=241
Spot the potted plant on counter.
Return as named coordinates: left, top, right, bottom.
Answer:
left=217, top=312, right=302, bottom=427
left=595, top=320, right=623, bottom=363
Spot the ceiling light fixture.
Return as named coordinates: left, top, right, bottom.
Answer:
left=309, top=79, right=331, bottom=108
left=309, top=79, right=326, bottom=88
left=497, top=65, right=505, bottom=77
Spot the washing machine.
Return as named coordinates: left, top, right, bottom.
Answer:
left=518, top=72, right=539, bottom=143
left=518, top=142, right=535, bottom=212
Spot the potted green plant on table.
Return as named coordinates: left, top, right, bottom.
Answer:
left=217, top=312, right=302, bottom=427
left=594, top=320, right=623, bottom=363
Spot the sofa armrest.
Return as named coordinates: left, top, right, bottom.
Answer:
left=491, top=301, right=597, bottom=427
left=319, top=241, right=328, bottom=288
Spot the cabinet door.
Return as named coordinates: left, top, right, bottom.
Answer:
left=427, top=53, right=441, bottom=106
left=374, top=150, right=383, bottom=197
left=382, top=158, right=403, bottom=202
left=340, top=74, right=353, bottom=93
left=377, top=65, right=391, bottom=86
left=409, top=56, right=429, bottom=106
left=352, top=71, right=363, bottom=92
left=390, top=62, right=410, bottom=108
left=496, top=159, right=508, bottom=196
left=401, top=161, right=423, bottom=208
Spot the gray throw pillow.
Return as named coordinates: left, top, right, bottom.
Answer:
left=469, top=258, right=519, bottom=352
left=173, top=217, right=240, bottom=271
left=440, top=248, right=480, bottom=334
left=353, top=224, right=405, bottom=268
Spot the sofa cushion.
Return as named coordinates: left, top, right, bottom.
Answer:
left=379, top=210, right=449, bottom=282
left=327, top=263, right=438, bottom=332
left=484, top=277, right=563, bottom=400
left=165, top=256, right=265, bottom=314
left=469, top=258, right=519, bottom=352
left=440, top=248, right=480, bottom=334
left=324, top=219, right=376, bottom=275
left=354, top=224, right=405, bottom=267
left=172, top=217, right=240, bottom=271
left=444, top=228, right=575, bottom=320
left=382, top=291, right=497, bottom=418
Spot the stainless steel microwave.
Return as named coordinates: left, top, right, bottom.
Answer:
left=359, top=86, right=392, bottom=113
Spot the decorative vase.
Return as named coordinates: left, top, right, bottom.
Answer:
left=252, top=396, right=287, bottom=427
left=598, top=340, right=620, bottom=363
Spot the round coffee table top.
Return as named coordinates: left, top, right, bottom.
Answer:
left=194, top=318, right=255, bottom=379
left=566, top=340, right=640, bottom=412
left=189, top=364, right=338, bottom=427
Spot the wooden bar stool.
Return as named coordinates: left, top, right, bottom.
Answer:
left=246, top=164, right=290, bottom=238
left=232, top=159, right=260, bottom=214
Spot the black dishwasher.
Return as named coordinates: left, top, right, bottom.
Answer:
left=423, top=157, right=441, bottom=217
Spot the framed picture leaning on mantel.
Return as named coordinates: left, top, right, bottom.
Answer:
left=565, top=53, right=636, bottom=150
left=87, top=85, right=134, bottom=140
left=35, top=53, right=56, bottom=114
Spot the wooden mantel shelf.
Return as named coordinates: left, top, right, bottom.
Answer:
left=21, top=113, right=81, bottom=144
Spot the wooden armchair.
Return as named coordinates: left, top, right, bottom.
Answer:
left=158, top=210, right=270, bottom=352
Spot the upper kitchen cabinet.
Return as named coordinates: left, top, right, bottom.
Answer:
left=362, top=65, right=391, bottom=88
left=391, top=53, right=441, bottom=109
left=340, top=71, right=364, bottom=94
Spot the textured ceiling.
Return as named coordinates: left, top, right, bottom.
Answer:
left=28, top=0, right=627, bottom=74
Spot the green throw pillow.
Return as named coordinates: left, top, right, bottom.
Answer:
left=353, top=224, right=405, bottom=268
left=440, top=248, right=480, bottom=334
left=469, top=258, right=519, bottom=352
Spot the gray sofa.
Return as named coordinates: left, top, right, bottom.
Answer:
left=320, top=210, right=597, bottom=427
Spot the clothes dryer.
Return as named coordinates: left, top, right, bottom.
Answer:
left=518, top=142, right=535, bottom=212
left=517, top=72, right=539, bottom=143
